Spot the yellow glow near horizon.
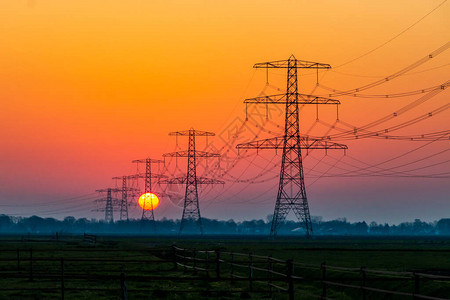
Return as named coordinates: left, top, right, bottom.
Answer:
left=138, top=193, right=159, bottom=211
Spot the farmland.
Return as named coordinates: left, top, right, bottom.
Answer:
left=0, top=235, right=449, bottom=299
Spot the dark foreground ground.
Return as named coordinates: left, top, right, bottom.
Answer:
left=0, top=235, right=449, bottom=299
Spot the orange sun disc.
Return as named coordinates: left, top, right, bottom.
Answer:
left=138, top=193, right=160, bottom=211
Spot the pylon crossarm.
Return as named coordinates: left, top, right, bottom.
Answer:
left=96, top=188, right=122, bottom=193
left=197, top=177, right=225, bottom=185
left=126, top=173, right=167, bottom=179
left=131, top=158, right=164, bottom=164
left=159, top=177, right=185, bottom=184
left=169, top=130, right=215, bottom=136
left=306, top=139, right=348, bottom=150
left=112, top=176, right=151, bottom=184
left=94, top=198, right=120, bottom=203
left=254, top=58, right=331, bottom=69
left=237, top=136, right=348, bottom=150
left=160, top=176, right=224, bottom=185
left=94, top=199, right=121, bottom=205
left=237, top=136, right=284, bottom=149
left=244, top=93, right=340, bottom=105
left=163, top=150, right=220, bottom=158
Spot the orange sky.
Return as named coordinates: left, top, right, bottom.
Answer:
left=0, top=0, right=448, bottom=223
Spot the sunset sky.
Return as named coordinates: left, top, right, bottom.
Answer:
left=0, top=0, right=449, bottom=224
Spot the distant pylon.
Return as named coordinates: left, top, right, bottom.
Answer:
left=131, top=158, right=165, bottom=222
left=120, top=176, right=128, bottom=220
left=94, top=188, right=122, bottom=222
left=105, top=188, right=113, bottom=222
left=111, top=176, right=140, bottom=221
left=237, top=55, right=348, bottom=237
left=161, top=129, right=224, bottom=235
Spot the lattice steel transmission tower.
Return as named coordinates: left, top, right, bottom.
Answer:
left=105, top=188, right=114, bottom=222
left=112, top=176, right=139, bottom=221
left=237, top=55, right=348, bottom=237
left=161, top=129, right=224, bottom=235
left=131, top=158, right=165, bottom=222
left=95, top=188, right=122, bottom=222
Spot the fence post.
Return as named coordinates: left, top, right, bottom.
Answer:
left=249, top=253, right=253, bottom=292
left=215, top=250, right=221, bottom=279
left=413, top=273, right=420, bottom=299
left=17, top=249, right=20, bottom=272
left=360, top=266, right=366, bottom=300
left=183, top=248, right=187, bottom=272
left=193, top=248, right=197, bottom=272
left=230, top=252, right=235, bottom=283
left=172, top=245, right=178, bottom=270
left=29, top=248, right=33, bottom=281
left=268, top=255, right=273, bottom=298
left=320, top=262, right=326, bottom=299
left=61, top=258, right=65, bottom=300
left=120, top=272, right=127, bottom=300
left=287, top=259, right=294, bottom=300
left=206, top=251, right=210, bottom=277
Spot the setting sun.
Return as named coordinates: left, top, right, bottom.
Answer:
left=138, top=193, right=159, bottom=211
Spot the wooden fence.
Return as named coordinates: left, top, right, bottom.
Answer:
left=171, top=246, right=450, bottom=300
left=0, top=246, right=448, bottom=299
left=82, top=233, right=97, bottom=245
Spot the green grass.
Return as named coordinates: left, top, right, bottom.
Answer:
left=155, top=236, right=450, bottom=271
left=0, top=235, right=448, bottom=299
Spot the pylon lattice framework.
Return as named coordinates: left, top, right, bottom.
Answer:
left=237, top=55, right=348, bottom=237
left=161, top=129, right=224, bottom=235
left=111, top=176, right=140, bottom=221
left=131, top=158, right=165, bottom=222
left=94, top=188, right=122, bottom=222
left=106, top=188, right=114, bottom=222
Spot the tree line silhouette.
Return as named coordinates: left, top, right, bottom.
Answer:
left=0, top=214, right=449, bottom=236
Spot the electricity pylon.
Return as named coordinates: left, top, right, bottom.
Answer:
left=237, top=55, right=348, bottom=237
left=161, top=128, right=224, bottom=235
left=131, top=158, right=165, bottom=222
left=112, top=176, right=140, bottom=221
left=94, top=188, right=122, bottom=222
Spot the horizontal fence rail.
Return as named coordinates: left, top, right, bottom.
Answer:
left=0, top=244, right=448, bottom=299
left=171, top=246, right=450, bottom=300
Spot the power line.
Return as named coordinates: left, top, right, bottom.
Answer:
left=329, top=63, right=450, bottom=78
left=6, top=201, right=96, bottom=216
left=335, top=0, right=448, bottom=68
left=0, top=193, right=98, bottom=208
left=314, top=91, right=449, bottom=141
left=319, top=82, right=449, bottom=98
left=314, top=173, right=450, bottom=179
left=306, top=136, right=449, bottom=177
left=318, top=42, right=450, bottom=97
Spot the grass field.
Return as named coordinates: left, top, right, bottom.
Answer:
left=166, top=236, right=450, bottom=271
left=0, top=235, right=448, bottom=299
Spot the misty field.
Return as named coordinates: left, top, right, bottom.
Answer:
left=0, top=235, right=449, bottom=299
